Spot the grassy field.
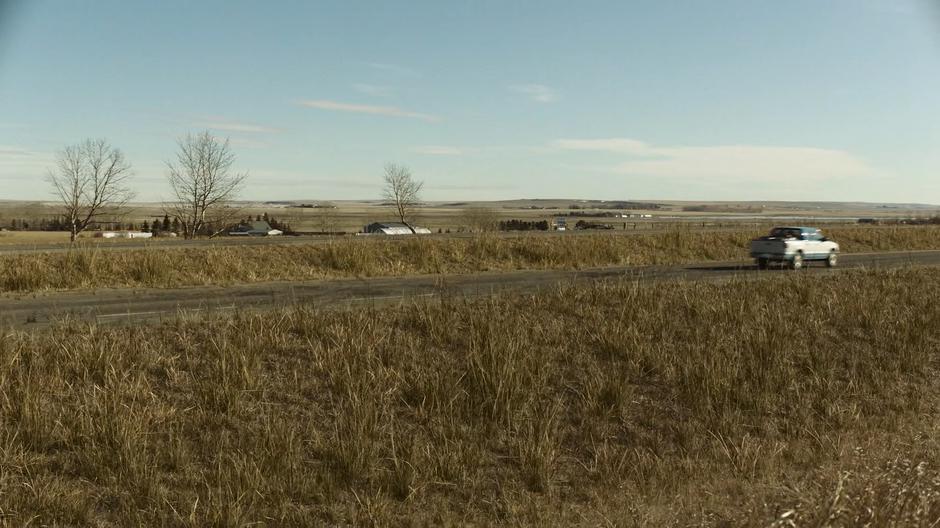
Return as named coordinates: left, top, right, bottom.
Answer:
left=0, top=231, right=188, bottom=246
left=1, top=226, right=940, bottom=293
left=0, top=268, right=938, bottom=525
left=0, top=231, right=75, bottom=245
left=2, top=199, right=935, bottom=236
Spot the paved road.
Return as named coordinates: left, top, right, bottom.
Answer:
left=1, top=249, right=938, bottom=328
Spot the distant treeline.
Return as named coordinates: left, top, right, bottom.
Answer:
left=2, top=218, right=68, bottom=231
left=235, top=214, right=295, bottom=235
left=499, top=219, right=549, bottom=231
left=2, top=212, right=295, bottom=235
left=562, top=211, right=625, bottom=218
left=569, top=202, right=662, bottom=210
left=682, top=205, right=763, bottom=213
left=2, top=216, right=178, bottom=233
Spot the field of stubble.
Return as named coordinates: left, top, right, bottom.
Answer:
left=0, top=267, right=938, bottom=526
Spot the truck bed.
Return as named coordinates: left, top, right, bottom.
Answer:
left=750, top=239, right=788, bottom=258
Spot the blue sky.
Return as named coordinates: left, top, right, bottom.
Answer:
left=0, top=0, right=938, bottom=203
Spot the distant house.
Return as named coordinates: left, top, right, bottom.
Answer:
left=229, top=221, right=283, bottom=236
left=94, top=231, right=153, bottom=239
left=363, top=222, right=432, bottom=235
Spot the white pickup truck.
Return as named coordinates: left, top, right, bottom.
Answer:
left=750, top=227, right=839, bottom=270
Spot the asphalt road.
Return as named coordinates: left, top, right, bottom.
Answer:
left=1, top=249, right=938, bottom=328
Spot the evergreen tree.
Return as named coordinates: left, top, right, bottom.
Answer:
left=162, top=215, right=171, bottom=231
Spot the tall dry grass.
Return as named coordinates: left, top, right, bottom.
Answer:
left=0, top=267, right=938, bottom=525
left=1, top=226, right=939, bottom=293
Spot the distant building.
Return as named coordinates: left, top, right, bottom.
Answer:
left=363, top=222, right=432, bottom=235
left=229, top=221, right=283, bottom=236
left=94, top=231, right=153, bottom=239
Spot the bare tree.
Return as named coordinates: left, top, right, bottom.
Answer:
left=166, top=131, right=246, bottom=239
left=461, top=206, right=499, bottom=233
left=313, top=203, right=341, bottom=237
left=47, top=139, right=135, bottom=242
left=383, top=163, right=423, bottom=232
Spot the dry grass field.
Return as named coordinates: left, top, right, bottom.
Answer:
left=2, top=199, right=936, bottom=237
left=0, top=226, right=939, bottom=293
left=0, top=231, right=190, bottom=248
left=0, top=231, right=74, bottom=245
left=0, top=268, right=938, bottom=525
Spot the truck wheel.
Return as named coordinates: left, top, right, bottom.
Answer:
left=789, top=252, right=803, bottom=270
left=826, top=251, right=838, bottom=268
left=757, top=258, right=769, bottom=270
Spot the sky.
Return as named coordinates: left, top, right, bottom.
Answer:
left=0, top=0, right=938, bottom=203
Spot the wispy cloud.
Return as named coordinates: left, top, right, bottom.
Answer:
left=0, top=145, right=37, bottom=157
left=510, top=84, right=559, bottom=103
left=251, top=169, right=381, bottom=189
left=413, top=145, right=463, bottom=156
left=426, top=183, right=517, bottom=192
left=855, top=0, right=919, bottom=15
left=353, top=83, right=394, bottom=97
left=226, top=137, right=272, bottom=149
left=0, top=145, right=54, bottom=174
left=553, top=138, right=650, bottom=154
left=553, top=138, right=876, bottom=182
left=365, top=62, right=420, bottom=77
left=192, top=119, right=281, bottom=134
left=297, top=99, right=440, bottom=122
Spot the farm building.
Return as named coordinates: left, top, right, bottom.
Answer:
left=94, top=231, right=153, bottom=239
left=363, top=222, right=432, bottom=235
left=229, top=221, right=283, bottom=236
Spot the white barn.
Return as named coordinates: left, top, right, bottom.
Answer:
left=363, top=222, right=432, bottom=235
left=94, top=231, right=153, bottom=239
left=229, top=221, right=283, bottom=236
